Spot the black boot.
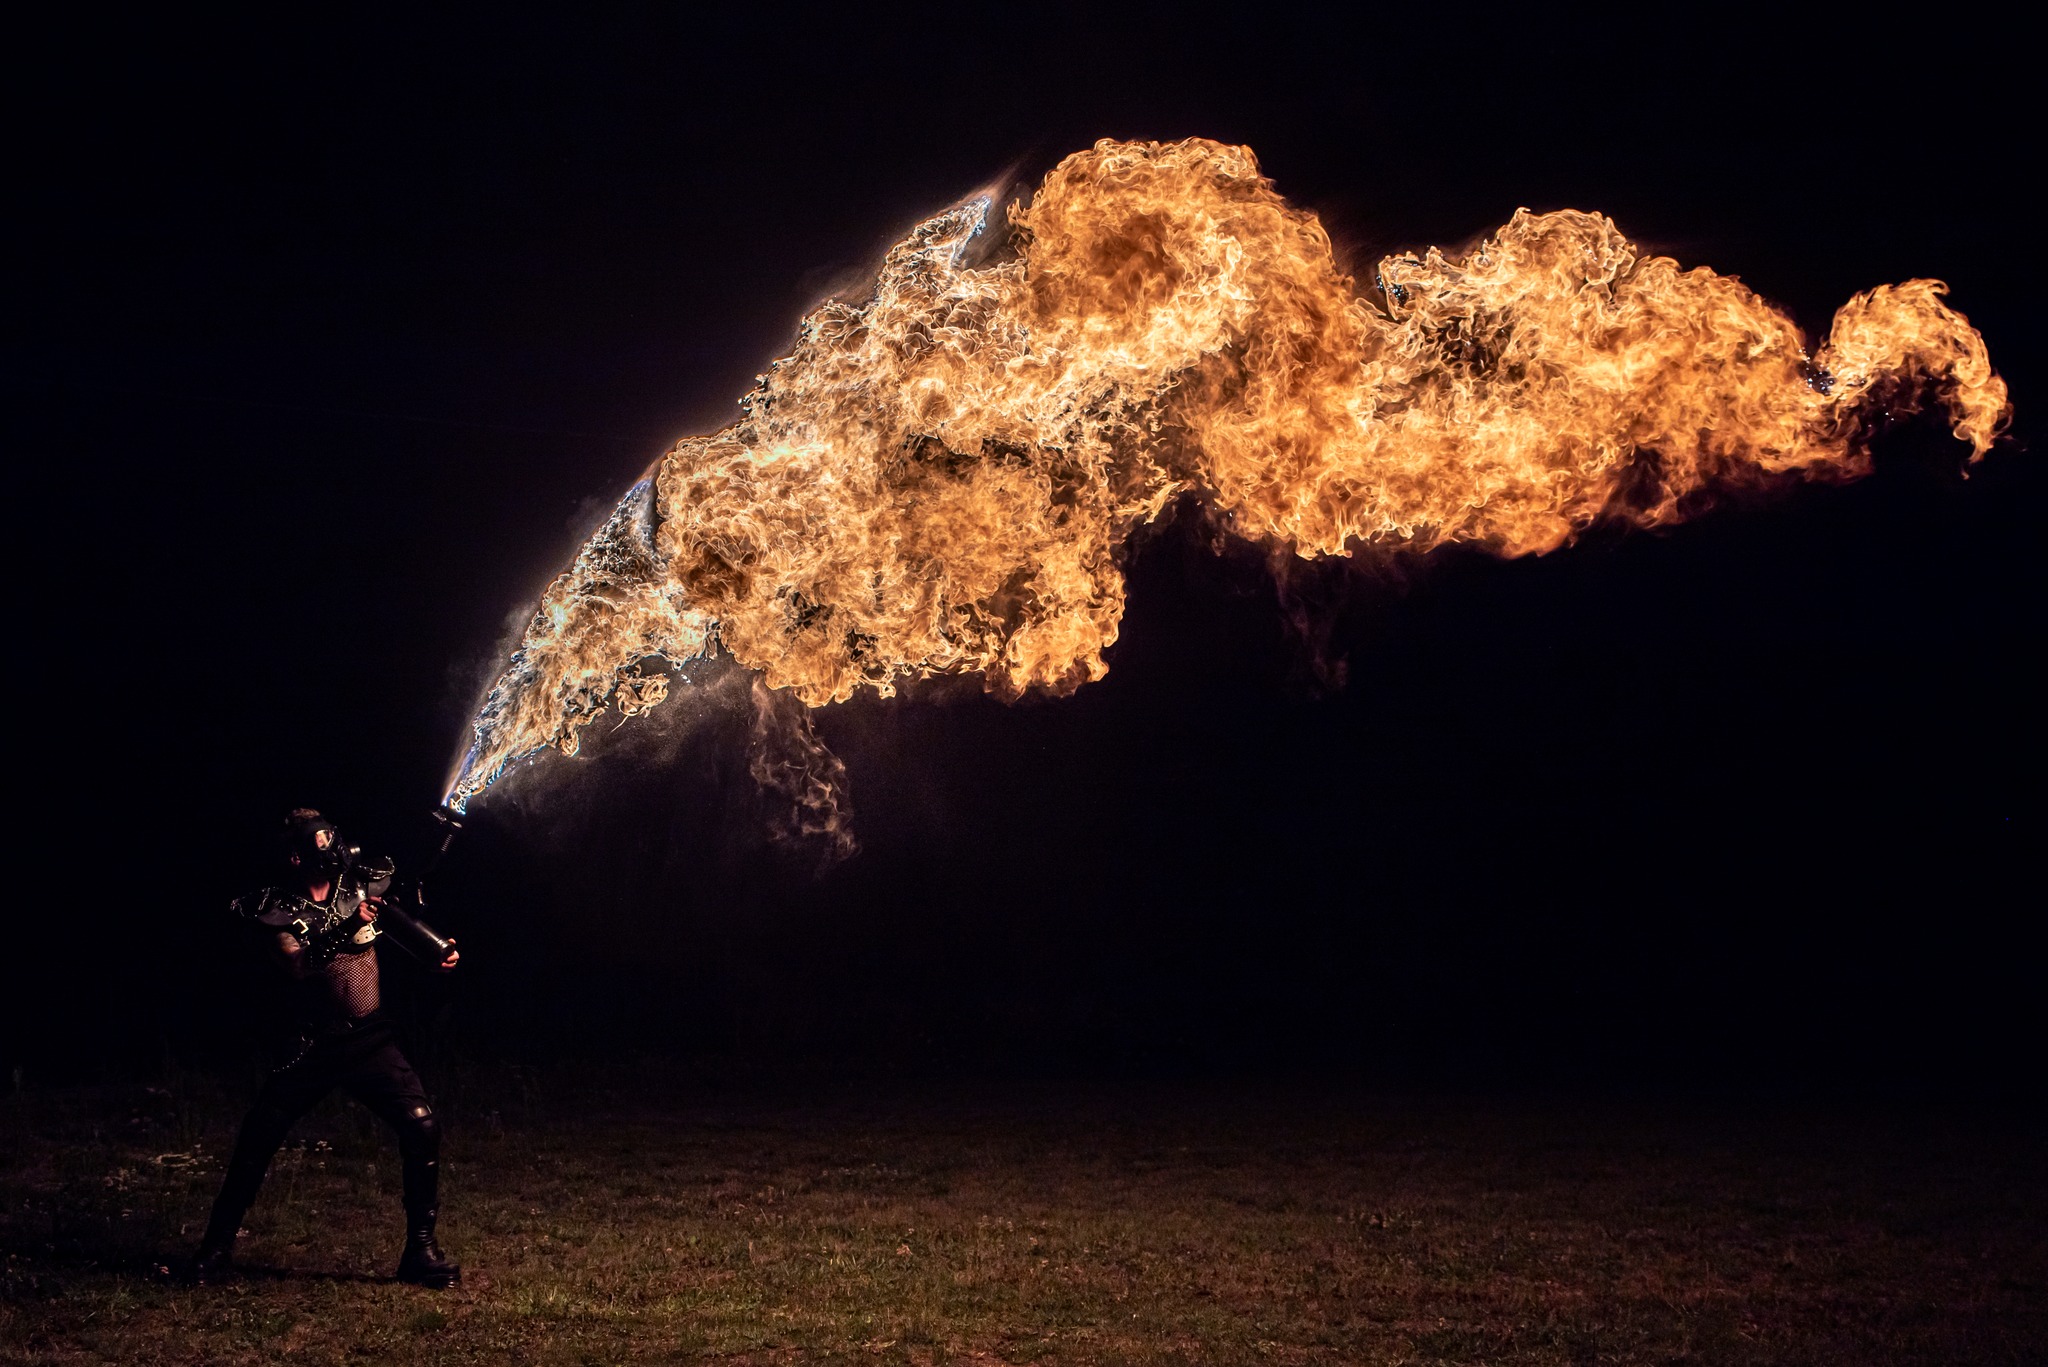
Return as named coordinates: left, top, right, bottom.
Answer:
left=193, top=1096, right=295, bottom=1284
left=396, top=1212, right=461, bottom=1289
left=188, top=1221, right=240, bottom=1284
left=189, top=1240, right=236, bottom=1283
left=187, top=1196, right=249, bottom=1284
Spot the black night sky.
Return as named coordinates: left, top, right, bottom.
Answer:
left=14, top=8, right=2041, bottom=1095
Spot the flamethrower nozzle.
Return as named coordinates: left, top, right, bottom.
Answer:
left=422, top=805, right=465, bottom=874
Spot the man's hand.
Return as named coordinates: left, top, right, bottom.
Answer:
left=436, top=939, right=460, bottom=973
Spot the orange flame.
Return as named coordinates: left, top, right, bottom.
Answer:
left=445, top=138, right=2008, bottom=810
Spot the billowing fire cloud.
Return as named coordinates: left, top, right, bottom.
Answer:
left=445, top=138, right=2007, bottom=811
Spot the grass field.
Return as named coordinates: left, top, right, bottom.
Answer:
left=3, top=1064, right=2042, bottom=1364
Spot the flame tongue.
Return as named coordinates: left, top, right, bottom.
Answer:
left=444, top=138, right=2008, bottom=811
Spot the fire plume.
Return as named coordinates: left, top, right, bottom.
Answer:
left=444, top=138, right=2007, bottom=811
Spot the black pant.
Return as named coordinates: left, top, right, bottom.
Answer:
left=204, top=1019, right=441, bottom=1247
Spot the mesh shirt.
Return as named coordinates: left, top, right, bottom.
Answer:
left=275, top=932, right=383, bottom=1029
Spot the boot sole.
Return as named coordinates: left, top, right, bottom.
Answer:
left=396, top=1268, right=461, bottom=1289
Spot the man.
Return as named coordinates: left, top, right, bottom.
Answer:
left=191, top=808, right=463, bottom=1287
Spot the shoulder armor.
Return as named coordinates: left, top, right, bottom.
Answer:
left=354, top=854, right=396, bottom=898
left=234, top=887, right=306, bottom=929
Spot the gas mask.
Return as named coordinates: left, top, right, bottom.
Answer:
left=284, top=813, right=352, bottom=883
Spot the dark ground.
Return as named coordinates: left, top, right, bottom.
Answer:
left=4, top=1067, right=2044, bottom=1365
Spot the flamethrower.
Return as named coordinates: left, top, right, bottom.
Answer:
left=364, top=807, right=465, bottom=964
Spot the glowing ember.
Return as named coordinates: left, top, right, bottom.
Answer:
left=444, top=138, right=2008, bottom=811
